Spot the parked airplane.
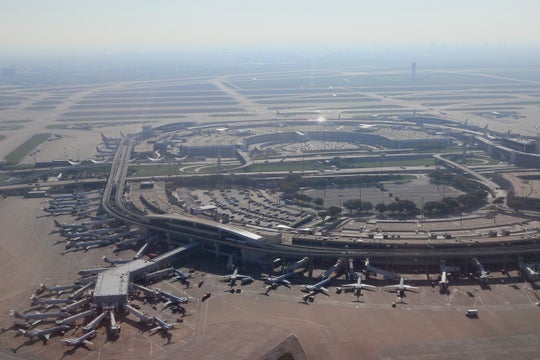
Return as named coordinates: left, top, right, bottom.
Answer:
left=65, top=226, right=126, bottom=239
left=62, top=298, right=90, bottom=313
left=49, top=193, right=76, bottom=200
left=54, top=220, right=87, bottom=231
left=151, top=316, right=175, bottom=333
left=172, top=268, right=192, bottom=281
left=30, top=295, right=72, bottom=306
left=61, top=329, right=96, bottom=347
left=66, top=239, right=114, bottom=251
left=42, top=207, right=74, bottom=215
left=384, top=277, right=419, bottom=298
left=56, top=309, right=95, bottom=326
left=102, top=256, right=131, bottom=265
left=115, top=234, right=146, bottom=249
left=55, top=218, right=114, bottom=231
left=157, top=289, right=189, bottom=310
left=82, top=312, right=107, bottom=332
left=125, top=304, right=153, bottom=324
left=108, top=310, right=120, bottom=336
left=472, top=258, right=490, bottom=284
left=36, top=283, right=80, bottom=295
left=285, top=257, right=309, bottom=273
left=300, top=277, right=332, bottom=296
left=364, top=258, right=399, bottom=280
left=132, top=283, right=161, bottom=298
left=439, top=271, right=449, bottom=291
left=262, top=271, right=295, bottom=293
left=68, top=282, right=93, bottom=300
left=78, top=268, right=109, bottom=277
left=341, top=274, right=377, bottom=301
left=133, top=242, right=149, bottom=259
left=10, top=310, right=70, bottom=320
left=221, top=268, right=253, bottom=286
left=22, top=324, right=71, bottom=342
left=319, top=259, right=342, bottom=280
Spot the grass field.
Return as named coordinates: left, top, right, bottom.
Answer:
left=4, top=133, right=50, bottom=164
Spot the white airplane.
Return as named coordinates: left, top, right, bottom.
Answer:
left=172, top=268, right=192, bottom=281
left=62, top=298, right=90, bottom=313
left=116, top=234, right=146, bottom=249
left=157, top=289, right=189, bottom=310
left=384, top=277, right=419, bottom=297
left=30, top=295, right=72, bottom=306
left=54, top=220, right=86, bottom=231
left=300, top=277, right=332, bottom=296
left=56, top=309, right=95, bottom=326
left=22, top=324, right=71, bottom=342
left=108, top=310, right=120, bottom=335
left=132, top=283, right=161, bottom=298
left=133, top=242, right=149, bottom=259
left=472, top=258, right=490, bottom=284
left=341, top=274, right=377, bottom=300
left=221, top=268, right=253, bottom=285
left=42, top=207, right=74, bottom=215
left=68, top=282, right=93, bottom=300
left=263, top=271, right=295, bottom=290
left=61, top=329, right=96, bottom=347
left=65, top=226, right=126, bottom=239
left=285, top=257, right=309, bottom=273
left=66, top=239, right=113, bottom=251
left=78, top=268, right=109, bottom=277
left=82, top=312, right=107, bottom=332
left=36, top=283, right=80, bottom=295
left=439, top=271, right=449, bottom=290
left=151, top=316, right=175, bottom=333
left=10, top=310, right=70, bottom=320
left=102, top=256, right=131, bottom=265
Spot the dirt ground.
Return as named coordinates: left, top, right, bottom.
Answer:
left=1, top=197, right=540, bottom=360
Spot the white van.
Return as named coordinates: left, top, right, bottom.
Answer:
left=465, top=309, right=478, bottom=317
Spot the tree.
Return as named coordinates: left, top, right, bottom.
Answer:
left=375, top=203, right=387, bottom=214
left=361, top=201, right=373, bottom=213
left=327, top=206, right=342, bottom=218
left=314, top=197, right=324, bottom=206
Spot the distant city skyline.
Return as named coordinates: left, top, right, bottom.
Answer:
left=1, top=0, right=540, bottom=55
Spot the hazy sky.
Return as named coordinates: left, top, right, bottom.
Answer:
left=2, top=0, right=540, bottom=54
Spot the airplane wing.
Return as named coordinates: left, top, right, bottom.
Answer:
left=236, top=274, right=251, bottom=279
left=383, top=284, right=399, bottom=290
left=281, top=279, right=291, bottom=285
left=341, top=283, right=358, bottom=288
left=150, top=325, right=161, bottom=333
left=403, top=285, right=419, bottom=291
left=361, top=284, right=377, bottom=291
left=320, top=287, right=330, bottom=296
left=83, top=340, right=93, bottom=346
